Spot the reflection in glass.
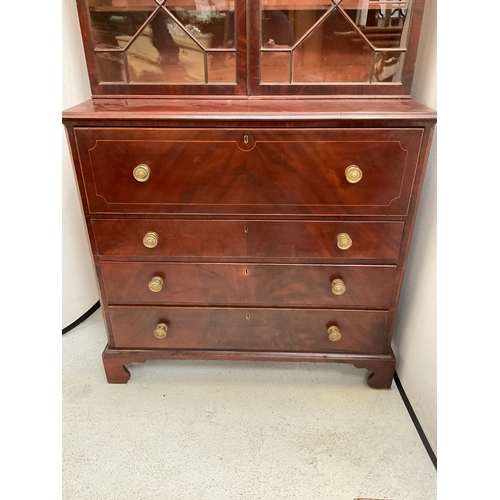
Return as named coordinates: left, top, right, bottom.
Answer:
left=89, top=0, right=156, bottom=49
left=261, top=51, right=290, bottom=83
left=293, top=8, right=372, bottom=83
left=260, top=0, right=411, bottom=85
left=95, top=51, right=127, bottom=82
left=372, top=51, right=405, bottom=82
left=165, top=20, right=211, bottom=82
left=88, top=0, right=236, bottom=84
left=262, top=9, right=297, bottom=47
left=208, top=52, right=236, bottom=83
left=169, top=5, right=234, bottom=49
left=356, top=1, right=410, bottom=49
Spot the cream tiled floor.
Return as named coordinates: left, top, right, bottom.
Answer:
left=63, top=311, right=436, bottom=500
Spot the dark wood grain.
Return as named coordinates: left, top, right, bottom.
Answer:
left=100, top=262, right=397, bottom=308
left=91, top=219, right=405, bottom=262
left=101, top=353, right=132, bottom=384
left=353, top=355, right=396, bottom=389
left=108, top=306, right=389, bottom=353
left=401, top=0, right=428, bottom=96
left=247, top=220, right=404, bottom=262
left=63, top=97, right=437, bottom=123
left=75, top=127, right=422, bottom=216
left=102, top=344, right=396, bottom=387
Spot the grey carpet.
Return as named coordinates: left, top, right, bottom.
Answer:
left=63, top=311, right=436, bottom=500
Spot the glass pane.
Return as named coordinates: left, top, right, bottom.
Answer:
left=168, top=3, right=235, bottom=49
left=372, top=50, right=405, bottom=82
left=88, top=0, right=156, bottom=49
left=260, top=0, right=412, bottom=85
left=126, top=9, right=208, bottom=83
left=292, top=8, right=372, bottom=83
left=88, top=0, right=235, bottom=84
left=261, top=51, right=290, bottom=83
left=208, top=52, right=236, bottom=83
left=346, top=0, right=411, bottom=49
left=95, top=51, right=127, bottom=82
left=262, top=9, right=299, bottom=48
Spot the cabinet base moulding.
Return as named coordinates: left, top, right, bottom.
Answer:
left=102, top=346, right=396, bottom=389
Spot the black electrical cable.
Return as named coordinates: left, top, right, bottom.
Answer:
left=62, top=301, right=101, bottom=335
left=62, top=302, right=436, bottom=469
left=62, top=303, right=436, bottom=468
left=394, top=371, right=437, bottom=469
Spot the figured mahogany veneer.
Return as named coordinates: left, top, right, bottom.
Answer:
left=63, top=97, right=436, bottom=388
left=92, top=219, right=405, bottom=262
left=108, top=306, right=389, bottom=353
left=100, top=262, right=397, bottom=308
left=75, top=127, right=422, bottom=216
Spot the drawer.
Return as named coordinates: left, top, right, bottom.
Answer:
left=108, top=306, right=389, bottom=354
left=101, top=262, right=397, bottom=309
left=75, top=127, right=422, bottom=216
left=93, top=219, right=404, bottom=262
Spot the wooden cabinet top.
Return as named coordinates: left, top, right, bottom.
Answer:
left=62, top=97, right=436, bottom=124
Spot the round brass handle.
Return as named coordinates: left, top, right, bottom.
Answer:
left=327, top=326, right=341, bottom=342
left=345, top=165, right=362, bottom=184
left=133, top=164, right=151, bottom=182
left=143, top=231, right=159, bottom=248
left=331, top=278, right=346, bottom=295
left=154, top=323, right=168, bottom=339
left=148, top=276, right=164, bottom=293
left=336, top=233, right=352, bottom=251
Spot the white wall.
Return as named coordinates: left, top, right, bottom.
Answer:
left=392, top=0, right=437, bottom=455
left=62, top=0, right=97, bottom=328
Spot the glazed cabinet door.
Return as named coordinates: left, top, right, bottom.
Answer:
left=248, top=0, right=425, bottom=96
left=78, top=0, right=247, bottom=95
left=76, top=0, right=426, bottom=96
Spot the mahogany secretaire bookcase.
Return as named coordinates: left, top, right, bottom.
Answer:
left=63, top=0, right=436, bottom=387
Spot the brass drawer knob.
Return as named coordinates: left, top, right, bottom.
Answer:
left=331, top=278, right=346, bottom=295
left=154, top=323, right=168, bottom=339
left=133, top=164, right=151, bottom=182
left=143, top=231, right=159, bottom=248
left=345, top=165, right=362, bottom=183
left=148, top=276, right=163, bottom=292
left=336, top=232, right=352, bottom=250
left=327, top=326, right=342, bottom=342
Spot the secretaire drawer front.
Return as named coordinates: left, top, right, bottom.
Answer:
left=93, top=220, right=404, bottom=262
left=109, top=307, right=389, bottom=353
left=75, top=127, right=422, bottom=216
left=101, top=262, right=397, bottom=308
